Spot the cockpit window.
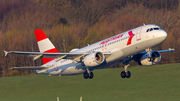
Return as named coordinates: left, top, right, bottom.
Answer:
left=146, top=27, right=162, bottom=33
left=154, top=28, right=159, bottom=30
left=146, top=29, right=149, bottom=32
left=150, top=28, right=153, bottom=31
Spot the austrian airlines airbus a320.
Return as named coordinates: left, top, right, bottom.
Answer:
left=5, top=24, right=174, bottom=79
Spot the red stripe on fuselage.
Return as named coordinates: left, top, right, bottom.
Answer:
left=34, top=29, right=48, bottom=42
left=127, top=31, right=135, bottom=45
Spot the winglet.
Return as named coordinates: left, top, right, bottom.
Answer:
left=4, top=50, right=8, bottom=56
left=169, top=48, right=175, bottom=53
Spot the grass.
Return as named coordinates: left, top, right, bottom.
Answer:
left=0, top=63, right=180, bottom=101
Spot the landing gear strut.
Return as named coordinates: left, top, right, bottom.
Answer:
left=145, top=48, right=153, bottom=61
left=83, top=68, right=94, bottom=79
left=121, top=62, right=131, bottom=78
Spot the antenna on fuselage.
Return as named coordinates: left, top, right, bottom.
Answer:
left=143, top=23, right=145, bottom=26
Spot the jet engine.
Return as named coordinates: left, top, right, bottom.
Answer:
left=138, top=51, right=161, bottom=66
left=83, top=52, right=105, bottom=67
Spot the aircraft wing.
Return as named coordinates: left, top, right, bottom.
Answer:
left=157, top=48, right=174, bottom=53
left=5, top=51, right=84, bottom=58
left=136, top=48, right=175, bottom=55
left=11, top=66, right=48, bottom=70
left=4, top=50, right=111, bottom=62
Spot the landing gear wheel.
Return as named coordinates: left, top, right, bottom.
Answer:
left=83, top=72, right=94, bottom=79
left=89, top=72, right=94, bottom=79
left=122, top=61, right=131, bottom=78
left=121, top=71, right=131, bottom=78
left=126, top=71, right=131, bottom=78
left=121, top=71, right=126, bottom=78
left=83, top=72, right=89, bottom=79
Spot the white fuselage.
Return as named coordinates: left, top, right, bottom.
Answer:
left=36, top=24, right=167, bottom=76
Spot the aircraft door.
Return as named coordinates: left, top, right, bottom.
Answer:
left=54, top=62, right=58, bottom=72
left=136, top=27, right=142, bottom=41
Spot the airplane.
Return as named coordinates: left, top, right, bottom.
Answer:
left=4, top=24, right=174, bottom=79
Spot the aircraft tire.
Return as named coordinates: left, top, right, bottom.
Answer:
left=89, top=72, right=94, bottom=79
left=126, top=71, right=131, bottom=78
left=83, top=72, right=89, bottom=79
left=121, top=71, right=126, bottom=78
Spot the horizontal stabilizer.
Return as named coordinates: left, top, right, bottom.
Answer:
left=11, top=66, right=48, bottom=70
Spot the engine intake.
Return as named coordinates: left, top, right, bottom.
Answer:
left=83, top=52, right=105, bottom=67
left=139, top=51, right=161, bottom=66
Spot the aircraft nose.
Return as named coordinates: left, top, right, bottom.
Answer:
left=160, top=30, right=167, bottom=40
left=157, top=30, right=167, bottom=43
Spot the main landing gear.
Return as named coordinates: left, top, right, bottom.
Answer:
left=83, top=68, right=94, bottom=79
left=121, top=62, right=131, bottom=78
left=83, top=72, right=94, bottom=79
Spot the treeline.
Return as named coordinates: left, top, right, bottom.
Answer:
left=0, top=0, right=180, bottom=77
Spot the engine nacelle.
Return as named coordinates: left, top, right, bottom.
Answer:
left=139, top=51, right=161, bottom=66
left=83, top=52, right=105, bottom=67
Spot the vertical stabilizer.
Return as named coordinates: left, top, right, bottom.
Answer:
left=34, top=29, right=59, bottom=64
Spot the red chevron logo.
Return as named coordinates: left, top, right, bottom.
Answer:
left=127, top=31, right=135, bottom=45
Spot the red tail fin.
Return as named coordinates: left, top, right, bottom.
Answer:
left=34, top=29, right=59, bottom=64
